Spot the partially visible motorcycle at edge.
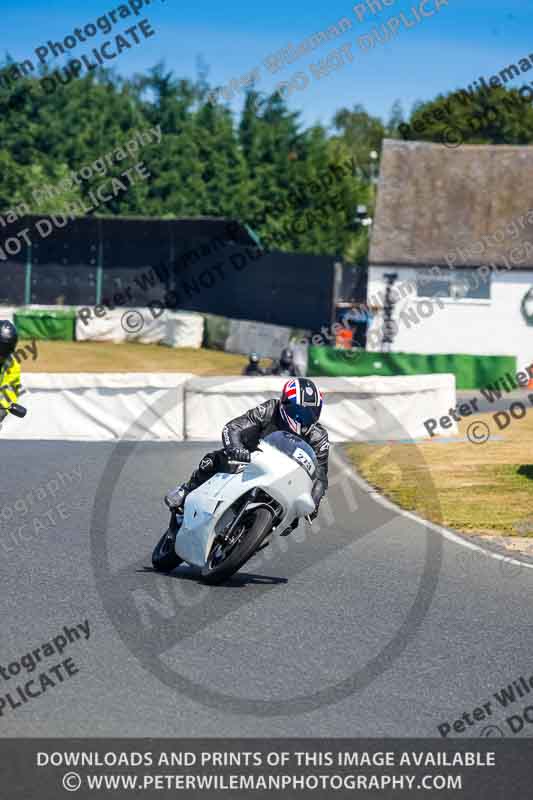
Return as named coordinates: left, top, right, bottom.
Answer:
left=2, top=403, right=27, bottom=421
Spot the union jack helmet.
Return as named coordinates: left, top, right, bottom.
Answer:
left=280, top=378, right=323, bottom=436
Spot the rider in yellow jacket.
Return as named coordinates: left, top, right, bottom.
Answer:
left=0, top=321, right=21, bottom=421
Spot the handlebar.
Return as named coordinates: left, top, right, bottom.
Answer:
left=8, top=403, right=27, bottom=418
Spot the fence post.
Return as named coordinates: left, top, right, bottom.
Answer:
left=24, top=243, right=32, bottom=305
left=96, top=219, right=103, bottom=305
left=169, top=222, right=174, bottom=294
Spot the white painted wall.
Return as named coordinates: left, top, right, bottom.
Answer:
left=184, top=374, right=457, bottom=442
left=366, top=266, right=533, bottom=371
left=2, top=374, right=192, bottom=441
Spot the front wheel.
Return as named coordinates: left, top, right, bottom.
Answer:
left=152, top=517, right=183, bottom=573
left=202, top=507, right=274, bottom=585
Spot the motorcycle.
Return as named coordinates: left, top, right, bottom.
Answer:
left=152, top=430, right=317, bottom=584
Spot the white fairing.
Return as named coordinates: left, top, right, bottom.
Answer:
left=174, top=438, right=315, bottom=567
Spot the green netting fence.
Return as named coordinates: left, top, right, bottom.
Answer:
left=308, top=347, right=519, bottom=390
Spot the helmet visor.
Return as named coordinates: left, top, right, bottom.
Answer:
left=284, top=404, right=320, bottom=432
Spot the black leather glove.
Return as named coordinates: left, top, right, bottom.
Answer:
left=225, top=447, right=251, bottom=463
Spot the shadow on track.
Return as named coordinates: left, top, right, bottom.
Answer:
left=138, top=566, right=287, bottom=587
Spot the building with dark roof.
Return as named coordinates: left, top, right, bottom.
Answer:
left=367, top=139, right=533, bottom=370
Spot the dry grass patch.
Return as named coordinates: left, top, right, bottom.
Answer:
left=347, top=408, right=533, bottom=537
left=19, top=340, right=250, bottom=375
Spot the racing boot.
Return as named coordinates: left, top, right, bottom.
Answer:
left=164, top=453, right=218, bottom=511
left=280, top=518, right=299, bottom=537
left=162, top=484, right=191, bottom=550
left=164, top=482, right=190, bottom=511
left=164, top=470, right=207, bottom=511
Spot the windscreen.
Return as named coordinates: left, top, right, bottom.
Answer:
left=263, top=431, right=317, bottom=479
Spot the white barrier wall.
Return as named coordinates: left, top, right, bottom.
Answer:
left=222, top=318, right=310, bottom=373
left=2, top=373, right=456, bottom=442
left=224, top=318, right=307, bottom=359
left=0, top=307, right=16, bottom=323
left=0, top=306, right=204, bottom=349
left=75, top=309, right=204, bottom=348
left=184, top=375, right=457, bottom=443
left=2, top=374, right=192, bottom=441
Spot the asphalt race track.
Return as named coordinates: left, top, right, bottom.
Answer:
left=1, top=439, right=532, bottom=739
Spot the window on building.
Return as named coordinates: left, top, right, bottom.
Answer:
left=417, top=268, right=491, bottom=300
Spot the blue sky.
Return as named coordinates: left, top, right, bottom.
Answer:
left=4, top=0, right=533, bottom=129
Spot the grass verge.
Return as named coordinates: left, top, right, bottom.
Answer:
left=346, top=408, right=533, bottom=537
left=18, top=340, right=254, bottom=375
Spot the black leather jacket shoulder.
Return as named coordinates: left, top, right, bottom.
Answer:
left=222, top=399, right=278, bottom=452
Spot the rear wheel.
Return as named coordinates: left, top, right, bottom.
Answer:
left=202, top=507, right=273, bottom=585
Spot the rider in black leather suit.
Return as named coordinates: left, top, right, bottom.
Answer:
left=242, top=353, right=264, bottom=376
left=165, top=378, right=329, bottom=520
left=270, top=347, right=301, bottom=377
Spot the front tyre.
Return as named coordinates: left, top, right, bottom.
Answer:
left=152, top=529, right=183, bottom=573
left=202, top=507, right=273, bottom=585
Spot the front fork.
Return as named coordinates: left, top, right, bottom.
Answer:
left=166, top=509, right=183, bottom=543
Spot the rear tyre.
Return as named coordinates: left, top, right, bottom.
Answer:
left=202, top=507, right=273, bottom=585
left=152, top=529, right=183, bottom=573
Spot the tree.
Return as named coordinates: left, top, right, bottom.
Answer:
left=9, top=58, right=532, bottom=268
left=386, top=100, right=405, bottom=137
left=331, top=104, right=385, bottom=162
left=403, top=86, right=533, bottom=146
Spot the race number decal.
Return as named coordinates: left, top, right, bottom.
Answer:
left=293, top=447, right=316, bottom=478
